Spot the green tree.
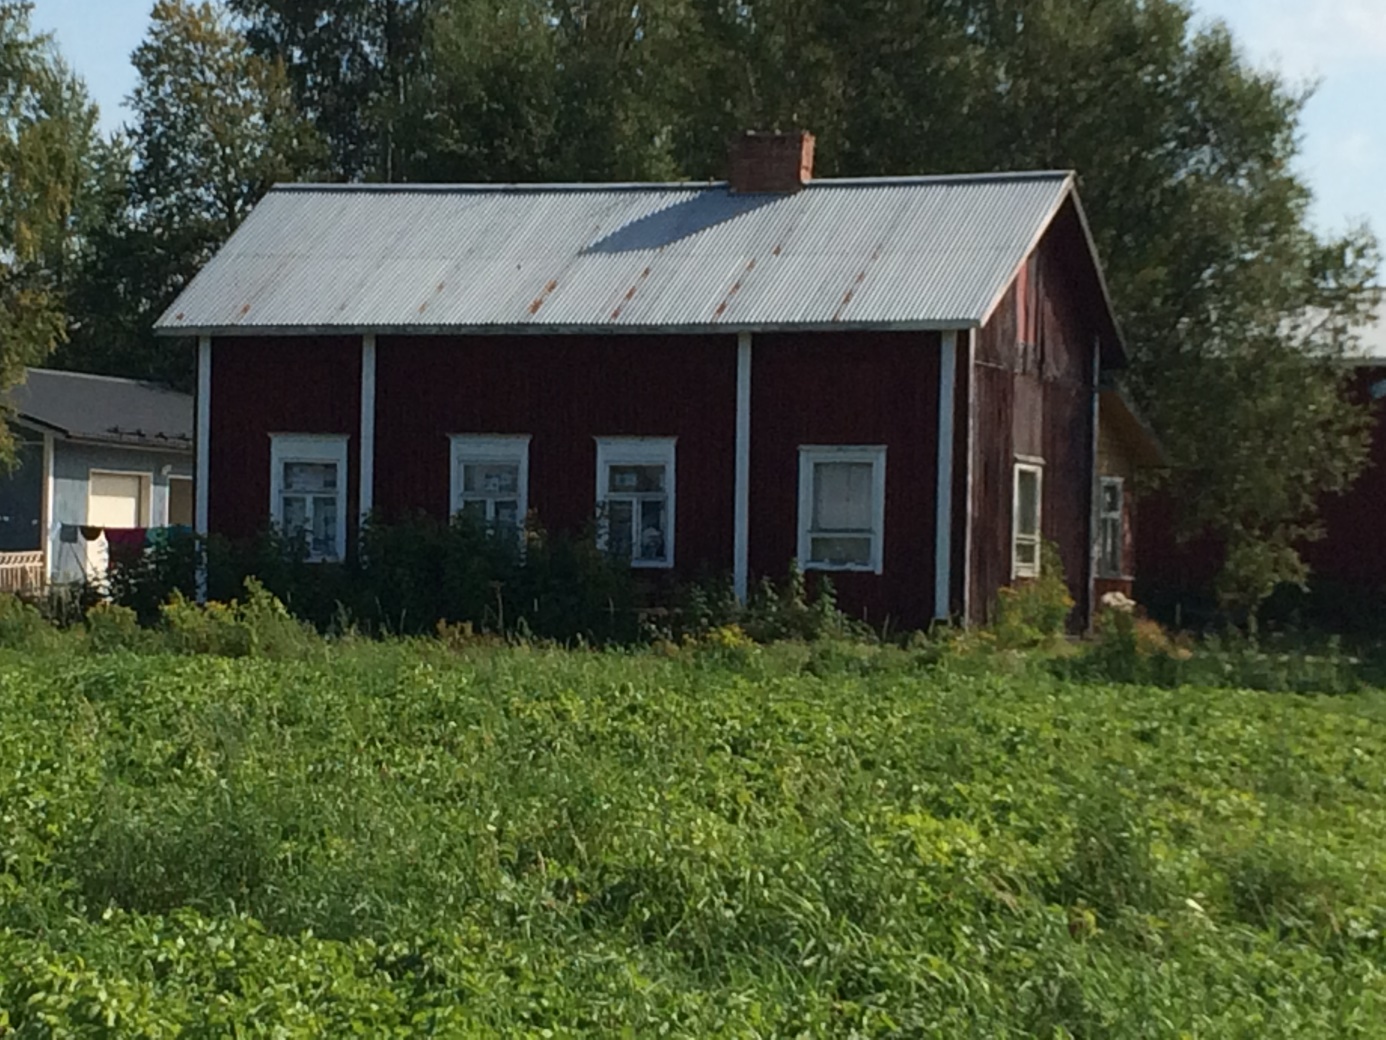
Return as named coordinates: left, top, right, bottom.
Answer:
left=227, top=0, right=432, bottom=180
left=58, top=0, right=324, bottom=387
left=0, top=1, right=102, bottom=458
left=675, top=0, right=1380, bottom=612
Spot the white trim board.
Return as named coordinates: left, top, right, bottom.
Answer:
left=733, top=333, right=752, bottom=601
left=359, top=333, right=377, bottom=521
left=935, top=330, right=957, bottom=620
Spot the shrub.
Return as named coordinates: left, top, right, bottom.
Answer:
left=109, top=515, right=641, bottom=644
left=160, top=593, right=253, bottom=657
left=0, top=593, right=59, bottom=651
left=992, top=542, right=1073, bottom=648
left=84, top=602, right=147, bottom=654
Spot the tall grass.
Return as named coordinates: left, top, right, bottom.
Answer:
left=3, top=642, right=1386, bottom=1035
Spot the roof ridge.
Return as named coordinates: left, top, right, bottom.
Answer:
left=270, top=170, right=1075, bottom=195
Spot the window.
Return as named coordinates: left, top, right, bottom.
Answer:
left=595, top=437, right=675, bottom=568
left=1098, top=476, right=1124, bottom=577
left=1012, top=460, right=1043, bottom=579
left=450, top=435, right=530, bottom=532
left=797, top=446, right=886, bottom=573
left=269, top=434, right=348, bottom=562
left=167, top=476, right=194, bottom=527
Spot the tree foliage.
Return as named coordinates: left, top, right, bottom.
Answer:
left=57, top=0, right=324, bottom=388
left=22, top=0, right=1386, bottom=605
left=0, top=0, right=102, bottom=458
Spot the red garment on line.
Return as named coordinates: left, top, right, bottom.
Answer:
left=103, top=528, right=148, bottom=553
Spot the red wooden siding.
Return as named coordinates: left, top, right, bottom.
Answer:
left=749, top=332, right=942, bottom=630
left=1139, top=370, right=1386, bottom=616
left=1300, top=367, right=1386, bottom=590
left=208, top=337, right=361, bottom=544
left=372, top=336, right=738, bottom=574
left=970, top=201, right=1100, bottom=626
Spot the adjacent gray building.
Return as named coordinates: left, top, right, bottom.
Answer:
left=0, top=368, right=193, bottom=588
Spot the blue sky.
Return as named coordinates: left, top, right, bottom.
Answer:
left=26, top=0, right=1385, bottom=240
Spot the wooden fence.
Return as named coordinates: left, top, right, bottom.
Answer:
left=0, top=551, right=45, bottom=594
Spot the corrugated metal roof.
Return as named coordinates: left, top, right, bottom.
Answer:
left=156, top=172, right=1078, bottom=335
left=7, top=368, right=193, bottom=450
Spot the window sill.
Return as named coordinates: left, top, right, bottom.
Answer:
left=804, top=562, right=882, bottom=575
left=628, top=559, right=673, bottom=570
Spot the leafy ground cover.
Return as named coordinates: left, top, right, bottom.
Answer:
left=3, top=642, right=1386, bottom=1036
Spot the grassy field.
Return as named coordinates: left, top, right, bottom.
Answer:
left=3, top=640, right=1386, bottom=1036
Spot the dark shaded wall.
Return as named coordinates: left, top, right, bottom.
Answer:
left=970, top=200, right=1101, bottom=626
left=209, top=330, right=956, bottom=628
left=0, top=433, right=43, bottom=552
left=373, top=335, right=738, bottom=576
left=749, top=332, right=943, bottom=629
left=208, top=337, right=362, bottom=549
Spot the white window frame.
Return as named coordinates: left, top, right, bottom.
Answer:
left=1098, top=475, right=1124, bottom=578
left=269, top=433, right=349, bottom=563
left=1012, top=458, right=1044, bottom=580
left=449, top=434, right=531, bottom=532
left=797, top=445, right=887, bottom=575
left=595, top=436, right=676, bottom=569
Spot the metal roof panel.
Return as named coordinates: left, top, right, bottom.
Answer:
left=158, top=173, right=1078, bottom=334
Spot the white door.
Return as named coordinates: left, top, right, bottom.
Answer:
left=87, top=473, right=146, bottom=577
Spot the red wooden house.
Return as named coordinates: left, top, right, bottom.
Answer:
left=1295, top=317, right=1386, bottom=607
left=158, top=133, right=1137, bottom=630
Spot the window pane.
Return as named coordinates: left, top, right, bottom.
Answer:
left=813, top=462, right=873, bottom=532
left=607, top=500, right=634, bottom=558
left=464, top=463, right=519, bottom=495
left=1016, top=469, right=1040, bottom=535
left=636, top=498, right=667, bottom=561
left=1015, top=538, right=1038, bottom=568
left=459, top=499, right=486, bottom=521
left=282, top=494, right=308, bottom=533
left=1102, top=481, right=1121, bottom=515
left=1100, top=517, right=1122, bottom=573
left=312, top=495, right=338, bottom=558
left=494, top=499, right=520, bottom=528
left=284, top=461, right=337, bottom=493
left=609, top=465, right=664, bottom=493
left=810, top=536, right=872, bottom=567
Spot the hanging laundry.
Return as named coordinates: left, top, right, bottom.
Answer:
left=80, top=525, right=104, bottom=542
left=104, top=528, right=148, bottom=554
left=59, top=524, right=79, bottom=544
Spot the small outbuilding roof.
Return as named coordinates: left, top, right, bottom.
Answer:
left=156, top=172, right=1120, bottom=351
left=6, top=368, right=193, bottom=451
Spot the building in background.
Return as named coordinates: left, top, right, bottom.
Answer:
left=0, top=368, right=193, bottom=590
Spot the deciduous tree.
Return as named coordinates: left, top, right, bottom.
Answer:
left=0, top=0, right=102, bottom=458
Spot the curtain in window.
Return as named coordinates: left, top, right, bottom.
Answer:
left=813, top=462, right=873, bottom=532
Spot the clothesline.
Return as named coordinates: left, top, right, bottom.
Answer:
left=57, top=524, right=192, bottom=548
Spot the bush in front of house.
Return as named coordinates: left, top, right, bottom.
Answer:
left=104, top=514, right=641, bottom=645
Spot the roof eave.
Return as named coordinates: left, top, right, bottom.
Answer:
left=154, top=319, right=986, bottom=338
left=976, top=176, right=1128, bottom=368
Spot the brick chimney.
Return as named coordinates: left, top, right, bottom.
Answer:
left=727, top=131, right=815, bottom=194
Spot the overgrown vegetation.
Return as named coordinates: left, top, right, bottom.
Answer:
left=2, top=633, right=1385, bottom=1035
